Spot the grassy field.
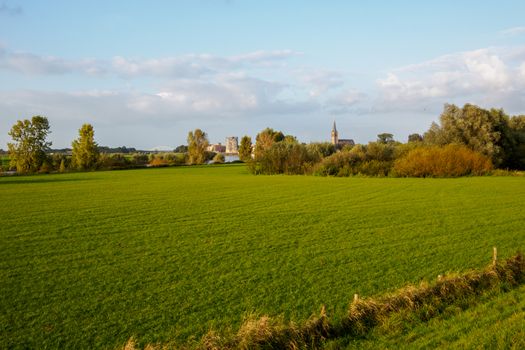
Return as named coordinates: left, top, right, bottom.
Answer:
left=1, top=164, right=525, bottom=348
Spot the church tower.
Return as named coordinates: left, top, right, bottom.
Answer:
left=331, top=121, right=339, bottom=145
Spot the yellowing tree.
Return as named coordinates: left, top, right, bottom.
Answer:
left=8, top=116, right=52, bottom=173
left=238, top=135, right=252, bottom=162
left=187, top=129, right=209, bottom=164
left=71, top=124, right=100, bottom=170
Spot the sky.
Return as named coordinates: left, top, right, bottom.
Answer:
left=1, top=0, right=524, bottom=150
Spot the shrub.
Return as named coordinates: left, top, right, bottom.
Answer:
left=212, top=153, right=225, bottom=164
left=98, top=153, right=131, bottom=170
left=148, top=157, right=169, bottom=167
left=393, top=144, right=492, bottom=177
left=314, top=143, right=395, bottom=177
left=248, top=142, right=320, bottom=175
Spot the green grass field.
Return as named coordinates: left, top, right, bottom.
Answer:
left=1, top=165, right=525, bottom=348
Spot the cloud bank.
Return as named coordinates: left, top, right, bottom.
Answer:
left=0, top=44, right=524, bottom=148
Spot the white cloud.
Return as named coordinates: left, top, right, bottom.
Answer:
left=295, top=69, right=345, bottom=97
left=0, top=50, right=106, bottom=75
left=500, top=26, right=525, bottom=36
left=326, top=89, right=366, bottom=114
left=0, top=46, right=300, bottom=78
left=376, top=46, right=525, bottom=113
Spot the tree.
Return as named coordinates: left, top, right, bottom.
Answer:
left=187, top=129, right=209, bottom=164
left=377, top=133, right=394, bottom=144
left=254, top=128, right=285, bottom=157
left=8, top=116, right=52, bottom=173
left=408, top=133, right=423, bottom=143
left=71, top=124, right=100, bottom=170
left=423, top=104, right=512, bottom=167
left=59, top=159, right=66, bottom=173
left=174, top=145, right=188, bottom=153
left=238, top=135, right=252, bottom=162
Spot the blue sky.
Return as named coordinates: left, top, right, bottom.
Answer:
left=1, top=0, right=524, bottom=149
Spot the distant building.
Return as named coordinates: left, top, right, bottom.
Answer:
left=331, top=121, right=354, bottom=148
left=225, top=136, right=239, bottom=154
left=207, top=143, right=226, bottom=153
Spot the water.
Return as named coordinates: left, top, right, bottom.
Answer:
left=225, top=155, right=240, bottom=162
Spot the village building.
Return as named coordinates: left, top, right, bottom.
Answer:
left=225, top=136, right=239, bottom=154
left=331, top=121, right=355, bottom=148
left=207, top=143, right=226, bottom=153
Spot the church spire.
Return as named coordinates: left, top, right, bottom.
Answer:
left=331, top=120, right=338, bottom=145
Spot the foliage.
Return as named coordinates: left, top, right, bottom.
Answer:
left=7, top=116, right=52, bottom=173
left=306, top=142, right=337, bottom=158
left=394, top=144, right=493, bottom=177
left=408, top=133, right=423, bottom=143
left=71, top=124, right=100, bottom=170
left=98, top=153, right=131, bottom=169
left=174, top=144, right=188, bottom=153
left=238, top=135, right=252, bottom=162
left=423, top=104, right=515, bottom=168
left=377, top=133, right=395, bottom=144
left=213, top=153, right=225, bottom=164
left=187, top=129, right=209, bottom=165
left=248, top=142, right=320, bottom=175
left=254, top=127, right=285, bottom=157
left=314, top=142, right=397, bottom=177
left=148, top=153, right=186, bottom=167
left=1, top=166, right=525, bottom=348
left=59, top=159, right=66, bottom=173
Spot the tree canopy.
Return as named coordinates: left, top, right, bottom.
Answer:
left=238, top=135, right=252, bottom=162
left=8, top=116, right=52, bottom=173
left=71, top=124, right=100, bottom=170
left=187, top=129, right=209, bottom=165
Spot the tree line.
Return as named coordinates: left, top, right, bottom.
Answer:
left=1, top=119, right=225, bottom=174
left=2, top=103, right=524, bottom=177
left=247, top=104, right=525, bottom=177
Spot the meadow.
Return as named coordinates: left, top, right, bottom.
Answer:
left=1, top=164, right=525, bottom=348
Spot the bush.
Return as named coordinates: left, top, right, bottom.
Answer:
left=313, top=143, right=395, bottom=177
left=248, top=142, right=320, bottom=175
left=393, top=144, right=492, bottom=177
left=98, top=153, right=131, bottom=170
left=213, top=153, right=225, bottom=164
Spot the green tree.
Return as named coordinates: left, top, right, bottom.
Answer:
left=408, top=133, right=423, bottom=143
left=238, top=135, right=252, bottom=162
left=187, top=129, right=209, bottom=164
left=423, top=104, right=512, bottom=167
left=71, top=124, right=100, bottom=170
left=8, top=116, right=52, bottom=173
left=377, top=133, right=394, bottom=144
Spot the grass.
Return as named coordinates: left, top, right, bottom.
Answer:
left=328, top=284, right=525, bottom=349
left=1, top=164, right=525, bottom=348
